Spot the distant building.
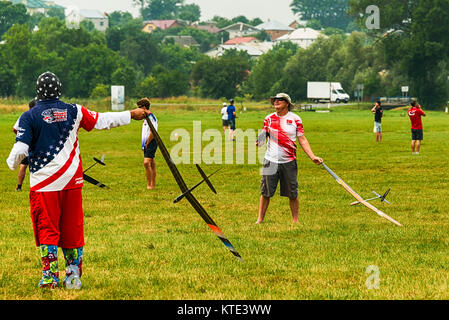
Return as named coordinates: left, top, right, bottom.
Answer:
left=206, top=42, right=274, bottom=59
left=142, top=20, right=181, bottom=33
left=276, top=27, right=325, bottom=49
left=163, top=35, right=199, bottom=48
left=9, top=0, right=65, bottom=14
left=191, top=21, right=220, bottom=34
left=218, top=22, right=260, bottom=39
left=79, top=9, right=108, bottom=32
left=289, top=21, right=302, bottom=29
left=256, top=20, right=293, bottom=40
left=224, top=36, right=258, bottom=45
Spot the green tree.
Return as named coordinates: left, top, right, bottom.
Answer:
left=211, top=16, right=232, bottom=28
left=159, top=43, right=202, bottom=74
left=178, top=3, right=201, bottom=22
left=0, top=49, right=16, bottom=96
left=137, top=75, right=157, bottom=98
left=243, top=42, right=298, bottom=99
left=179, top=27, right=221, bottom=52
left=47, top=7, right=65, bottom=21
left=349, top=0, right=449, bottom=107
left=272, top=35, right=344, bottom=100
left=231, top=15, right=249, bottom=24
left=80, top=20, right=96, bottom=32
left=111, top=64, right=139, bottom=97
left=119, top=32, right=161, bottom=75
left=0, top=2, right=29, bottom=37
left=305, top=19, right=323, bottom=30
left=106, top=18, right=143, bottom=51
left=29, top=12, right=45, bottom=29
left=90, top=84, right=110, bottom=98
left=137, top=0, right=182, bottom=20
left=63, top=43, right=120, bottom=97
left=108, top=11, right=134, bottom=28
left=249, top=18, right=263, bottom=26
left=154, top=68, right=190, bottom=97
left=291, top=0, right=353, bottom=30
left=192, top=51, right=251, bottom=99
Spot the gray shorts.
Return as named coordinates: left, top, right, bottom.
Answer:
left=374, top=121, right=382, bottom=133
left=260, top=159, right=298, bottom=199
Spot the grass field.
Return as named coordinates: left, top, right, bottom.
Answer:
left=1, top=100, right=449, bottom=300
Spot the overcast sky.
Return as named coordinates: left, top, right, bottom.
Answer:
left=55, top=0, right=298, bottom=24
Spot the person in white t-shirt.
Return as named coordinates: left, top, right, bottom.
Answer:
left=256, top=93, right=323, bottom=224
left=220, top=102, right=229, bottom=134
left=137, top=98, right=158, bottom=190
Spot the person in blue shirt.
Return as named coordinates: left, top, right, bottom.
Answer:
left=226, top=99, right=237, bottom=141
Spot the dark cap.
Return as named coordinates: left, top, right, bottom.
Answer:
left=36, top=71, right=62, bottom=101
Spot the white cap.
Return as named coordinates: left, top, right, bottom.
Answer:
left=270, top=93, right=292, bottom=105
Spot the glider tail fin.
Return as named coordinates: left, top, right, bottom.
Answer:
left=173, top=166, right=222, bottom=203
left=196, top=164, right=220, bottom=194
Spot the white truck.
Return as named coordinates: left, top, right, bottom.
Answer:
left=307, top=82, right=350, bottom=103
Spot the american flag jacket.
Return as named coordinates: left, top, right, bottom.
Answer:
left=7, top=99, right=131, bottom=192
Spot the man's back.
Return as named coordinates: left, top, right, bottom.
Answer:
left=408, top=105, right=425, bottom=130
left=227, top=105, right=236, bottom=120
left=16, top=99, right=98, bottom=192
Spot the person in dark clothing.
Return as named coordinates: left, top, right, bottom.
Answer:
left=371, top=100, right=383, bottom=142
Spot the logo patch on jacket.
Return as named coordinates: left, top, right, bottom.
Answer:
left=42, top=109, right=67, bottom=124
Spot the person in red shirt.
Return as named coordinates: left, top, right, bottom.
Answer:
left=408, top=99, right=426, bottom=154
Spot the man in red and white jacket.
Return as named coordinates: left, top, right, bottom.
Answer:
left=256, top=93, right=323, bottom=224
left=6, top=71, right=150, bottom=289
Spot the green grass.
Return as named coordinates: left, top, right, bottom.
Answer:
left=1, top=101, right=449, bottom=300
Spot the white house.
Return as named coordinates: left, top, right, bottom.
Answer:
left=219, top=22, right=260, bottom=39
left=206, top=42, right=274, bottom=59
left=276, top=27, right=325, bottom=49
left=256, top=20, right=293, bottom=40
left=66, top=9, right=108, bottom=32
left=79, top=9, right=108, bottom=31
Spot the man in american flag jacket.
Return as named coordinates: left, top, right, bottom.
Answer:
left=6, top=71, right=150, bottom=289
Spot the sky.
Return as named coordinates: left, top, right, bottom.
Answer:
left=55, top=0, right=298, bottom=24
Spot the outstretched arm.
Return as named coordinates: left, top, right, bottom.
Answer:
left=298, top=135, right=323, bottom=164
left=93, top=108, right=150, bottom=130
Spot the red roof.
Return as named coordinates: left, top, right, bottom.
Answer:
left=224, top=37, right=257, bottom=45
left=146, top=20, right=179, bottom=30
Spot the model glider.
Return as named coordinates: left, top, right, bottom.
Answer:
left=83, top=155, right=109, bottom=189
left=350, top=188, right=391, bottom=206
left=322, top=163, right=402, bottom=226
left=144, top=115, right=243, bottom=262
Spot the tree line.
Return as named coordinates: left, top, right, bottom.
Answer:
left=1, top=0, right=449, bottom=108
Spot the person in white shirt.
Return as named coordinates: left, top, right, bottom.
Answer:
left=137, top=98, right=158, bottom=190
left=256, top=93, right=323, bottom=224
left=221, top=102, right=229, bottom=134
